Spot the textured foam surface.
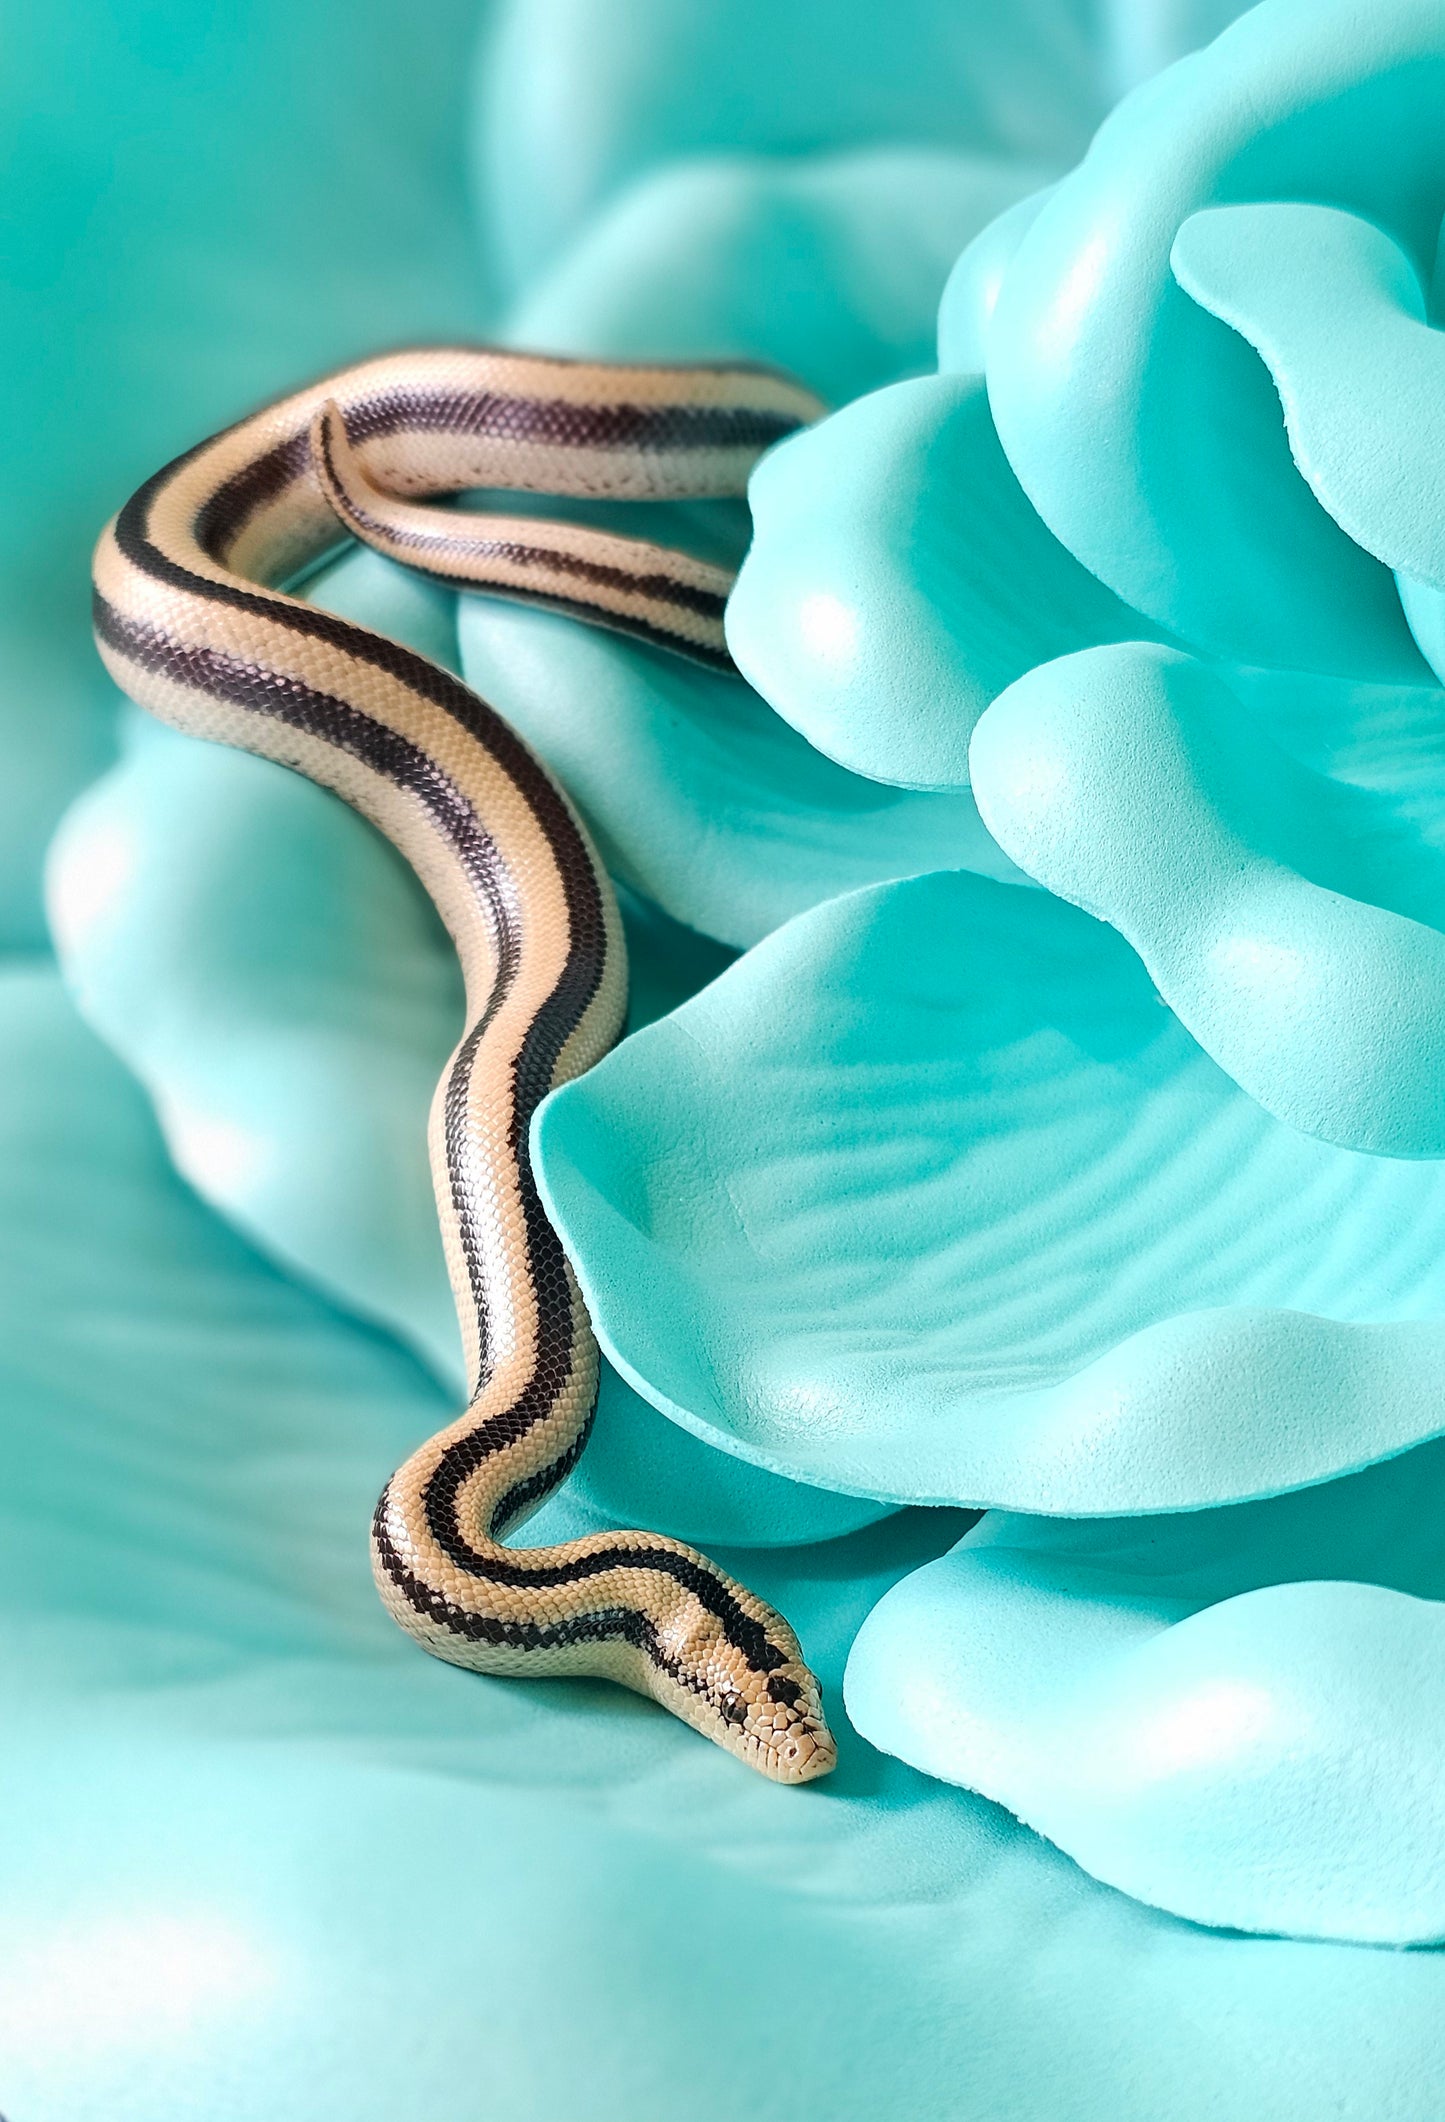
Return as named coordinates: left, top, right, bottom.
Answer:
left=535, top=868, right=1445, bottom=1512
left=507, top=148, right=1050, bottom=408
left=458, top=584, right=1017, bottom=945
left=984, top=0, right=1441, bottom=680
left=1171, top=202, right=1445, bottom=589
left=473, top=0, right=1132, bottom=295
left=0, top=0, right=485, bottom=950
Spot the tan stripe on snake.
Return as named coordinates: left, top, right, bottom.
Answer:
left=92, top=347, right=837, bottom=1782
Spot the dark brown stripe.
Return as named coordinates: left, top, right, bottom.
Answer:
left=107, top=496, right=612, bottom=1535
left=111, top=485, right=611, bottom=1457
left=343, top=385, right=802, bottom=457
left=373, top=1491, right=785, bottom=1676
left=313, top=410, right=734, bottom=666
left=93, top=591, right=520, bottom=1355
left=375, top=1503, right=667, bottom=1660
left=194, top=430, right=311, bottom=561
left=331, top=492, right=730, bottom=620
left=424, top=577, right=733, bottom=672
left=195, top=381, right=804, bottom=560
left=106, top=463, right=794, bottom=1673
left=489, top=1411, right=595, bottom=1538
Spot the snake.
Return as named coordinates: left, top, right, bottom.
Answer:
left=91, top=346, right=836, bottom=1785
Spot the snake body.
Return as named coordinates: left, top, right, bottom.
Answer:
left=92, top=347, right=835, bottom=1783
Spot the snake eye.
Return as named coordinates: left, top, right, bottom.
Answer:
left=719, top=1690, right=749, bottom=1727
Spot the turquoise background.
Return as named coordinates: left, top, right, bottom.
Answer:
left=9, top=1, right=1445, bottom=2114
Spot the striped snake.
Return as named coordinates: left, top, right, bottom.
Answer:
left=92, top=348, right=836, bottom=1783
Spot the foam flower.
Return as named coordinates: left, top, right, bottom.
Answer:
left=45, top=0, right=1442, bottom=1994
left=732, top=0, right=1445, bottom=1155
left=666, top=0, right=1445, bottom=1941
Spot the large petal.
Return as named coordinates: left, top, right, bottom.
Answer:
left=475, top=0, right=1116, bottom=298
left=984, top=0, right=1440, bottom=678
left=847, top=1439, right=1445, bottom=1943
left=505, top=149, right=1050, bottom=405
left=1171, top=202, right=1445, bottom=587
left=535, top=868, right=1445, bottom=1513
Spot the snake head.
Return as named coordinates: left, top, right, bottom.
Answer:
left=656, top=1604, right=837, bottom=1784
left=736, top=1655, right=838, bottom=1785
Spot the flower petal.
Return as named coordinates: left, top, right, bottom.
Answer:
left=984, top=0, right=1439, bottom=677
left=506, top=149, right=1051, bottom=404
left=535, top=867, right=1445, bottom=1512
left=1172, top=202, right=1445, bottom=588
left=476, top=0, right=1113, bottom=296
left=970, top=641, right=1445, bottom=1155
left=936, top=185, right=1054, bottom=373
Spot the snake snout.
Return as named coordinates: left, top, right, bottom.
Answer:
left=771, top=1721, right=837, bottom=1784
left=750, top=1663, right=837, bottom=1783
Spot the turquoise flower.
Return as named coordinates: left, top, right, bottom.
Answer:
left=22, top=0, right=1445, bottom=2106
left=572, top=0, right=1445, bottom=1943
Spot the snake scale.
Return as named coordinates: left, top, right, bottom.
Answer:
left=92, top=347, right=837, bottom=1784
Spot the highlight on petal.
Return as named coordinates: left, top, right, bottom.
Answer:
left=984, top=0, right=1438, bottom=678
left=506, top=148, right=1052, bottom=406
left=534, top=867, right=1445, bottom=1515
left=458, top=593, right=1016, bottom=947
left=846, top=1437, right=1445, bottom=1943
left=1172, top=202, right=1445, bottom=589
left=1398, top=571, right=1445, bottom=688
left=728, top=372, right=1154, bottom=790
left=969, top=641, right=1445, bottom=1155
left=52, top=547, right=884, bottom=1549
left=936, top=185, right=1053, bottom=373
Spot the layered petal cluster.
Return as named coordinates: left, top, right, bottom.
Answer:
left=735, top=0, right=1445, bottom=1157
left=536, top=0, right=1445, bottom=1941
left=50, top=0, right=1445, bottom=1960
